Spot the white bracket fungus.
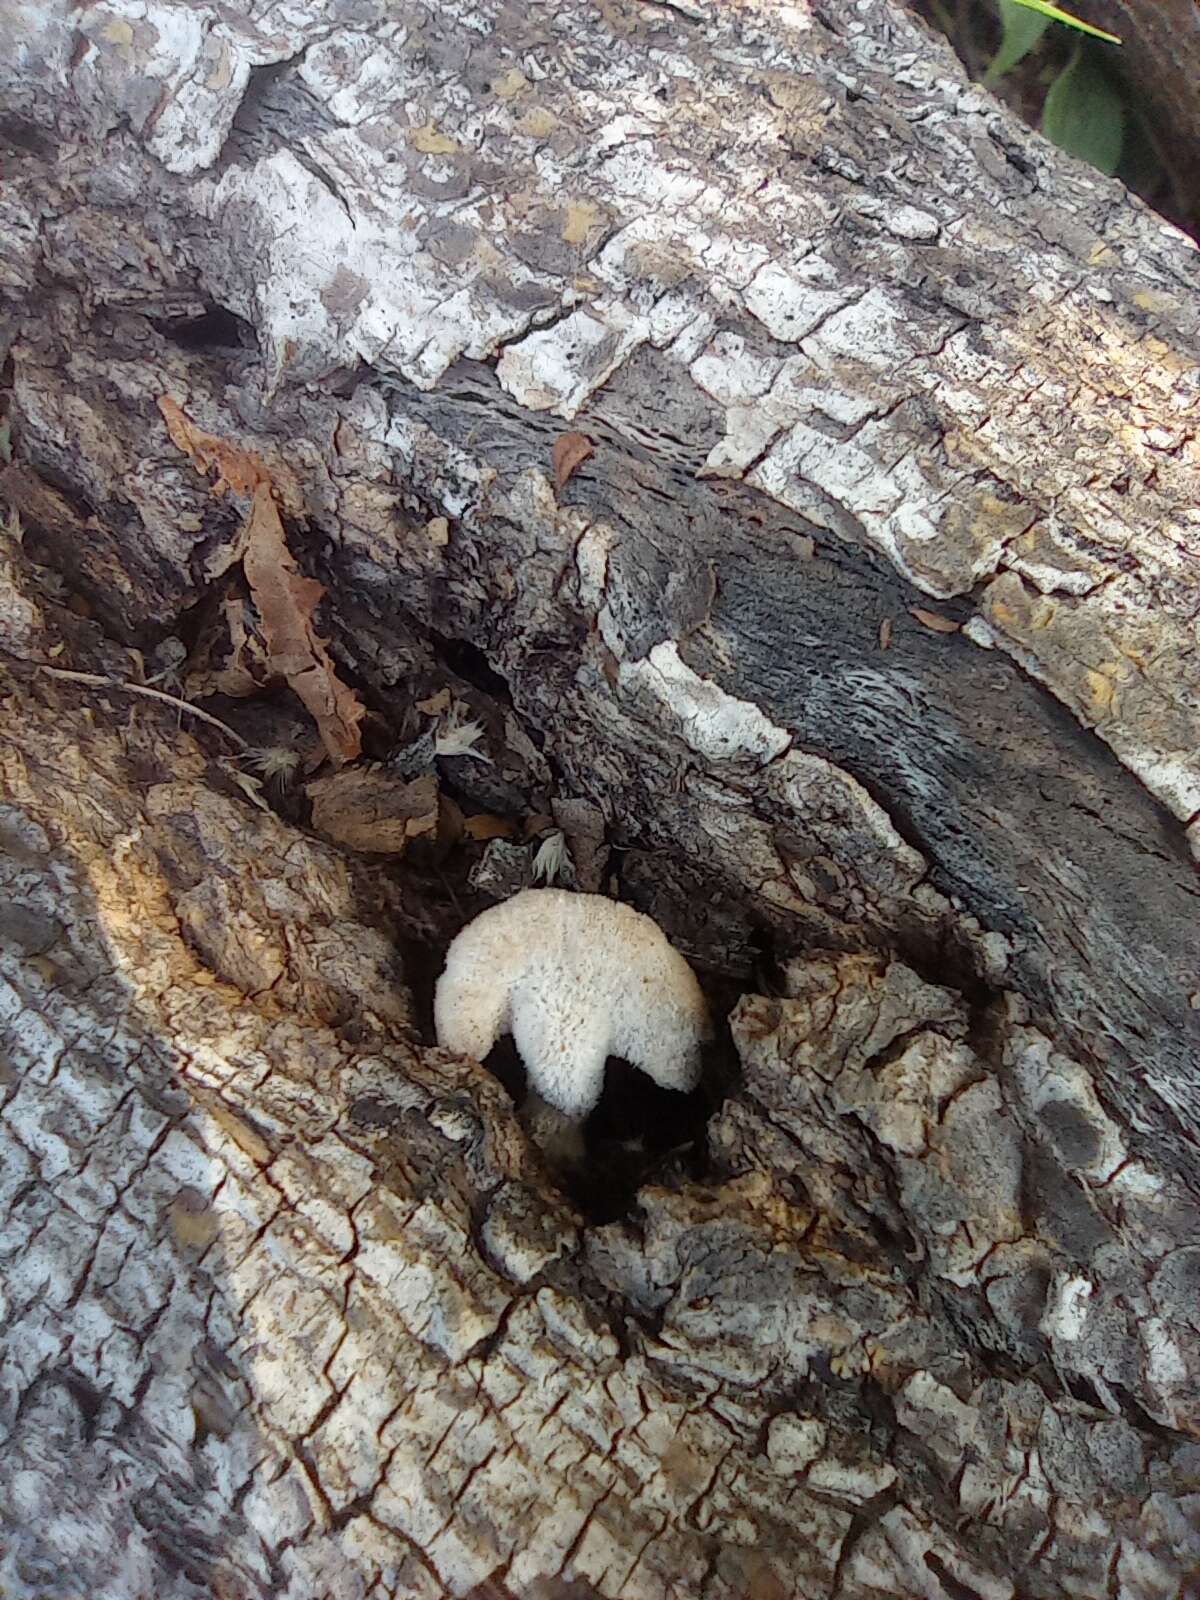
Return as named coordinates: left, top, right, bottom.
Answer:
left=434, top=889, right=711, bottom=1119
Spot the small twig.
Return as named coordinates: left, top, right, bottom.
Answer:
left=35, top=664, right=248, bottom=750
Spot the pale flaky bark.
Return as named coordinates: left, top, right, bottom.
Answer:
left=1, top=0, right=1199, bottom=1596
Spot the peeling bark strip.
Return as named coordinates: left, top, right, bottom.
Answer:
left=1, top=0, right=1200, bottom=1595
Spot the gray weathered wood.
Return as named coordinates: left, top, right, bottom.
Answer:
left=1, top=0, right=1198, bottom=1594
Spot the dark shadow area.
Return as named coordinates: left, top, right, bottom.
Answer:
left=150, top=302, right=258, bottom=356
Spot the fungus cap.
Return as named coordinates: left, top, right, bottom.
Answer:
left=434, top=889, right=711, bottom=1119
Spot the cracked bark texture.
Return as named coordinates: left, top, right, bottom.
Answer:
left=1, top=0, right=1199, bottom=1596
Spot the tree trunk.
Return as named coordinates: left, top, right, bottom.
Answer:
left=1, top=0, right=1199, bottom=1596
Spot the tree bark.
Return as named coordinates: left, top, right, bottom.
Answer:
left=1, top=0, right=1199, bottom=1597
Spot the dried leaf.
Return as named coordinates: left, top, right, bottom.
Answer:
left=438, top=792, right=465, bottom=848
left=204, top=524, right=252, bottom=582
left=426, top=516, right=450, bottom=547
left=185, top=596, right=268, bottom=700
left=879, top=617, right=893, bottom=650
left=300, top=740, right=329, bottom=777
left=307, top=768, right=439, bottom=854
left=240, top=745, right=303, bottom=790
left=222, top=595, right=266, bottom=676
left=185, top=660, right=259, bottom=699
left=224, top=767, right=272, bottom=813
left=159, top=398, right=304, bottom=586
left=532, top=830, right=570, bottom=884
left=242, top=484, right=365, bottom=764
left=552, top=431, right=594, bottom=491
left=435, top=711, right=491, bottom=763
left=415, top=687, right=452, bottom=716
left=909, top=607, right=960, bottom=635
left=158, top=397, right=272, bottom=499
left=463, top=813, right=516, bottom=841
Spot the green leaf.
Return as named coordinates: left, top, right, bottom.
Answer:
left=1116, top=103, right=1167, bottom=197
left=1005, top=0, right=1121, bottom=44
left=1042, top=43, right=1126, bottom=175
left=985, top=0, right=1052, bottom=84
